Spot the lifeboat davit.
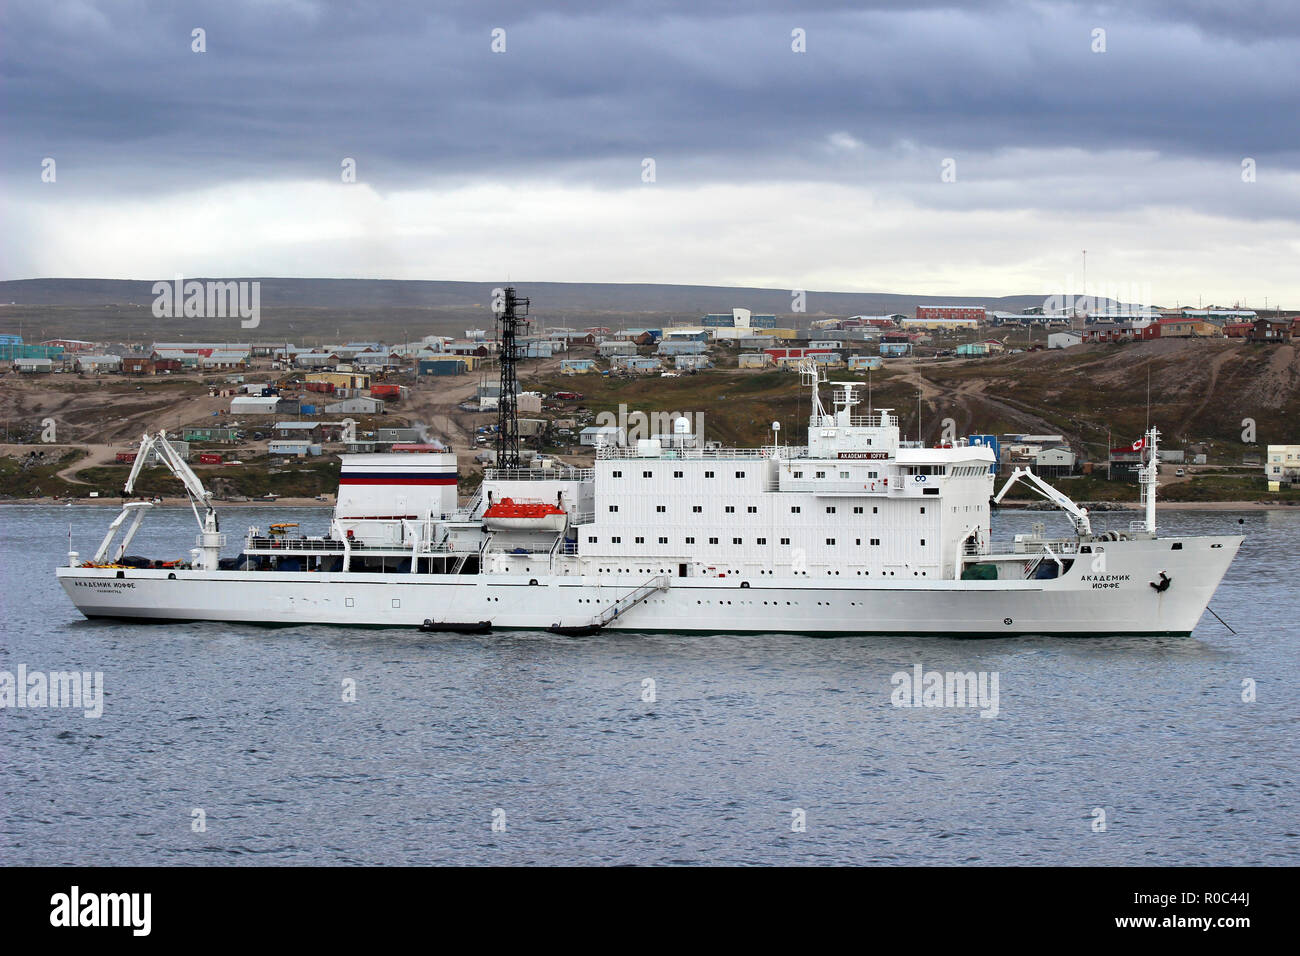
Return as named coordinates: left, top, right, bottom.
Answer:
left=482, top=497, right=568, bottom=533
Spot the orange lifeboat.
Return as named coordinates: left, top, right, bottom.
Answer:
left=482, top=497, right=568, bottom=533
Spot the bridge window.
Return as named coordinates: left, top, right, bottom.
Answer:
left=673, top=471, right=683, bottom=478
left=780, top=537, right=790, bottom=545
left=658, top=537, right=668, bottom=544
left=635, top=536, right=644, bottom=544
left=656, top=505, right=666, bottom=512
left=733, top=537, right=742, bottom=545
left=826, top=506, right=836, bottom=514
left=709, top=537, right=719, bottom=544
left=853, top=507, right=863, bottom=514
left=826, top=538, right=835, bottom=545
left=612, top=536, right=621, bottom=543
left=705, top=471, right=715, bottom=478
left=609, top=505, right=619, bottom=512
left=588, top=536, right=597, bottom=543
left=870, top=538, right=880, bottom=546
left=612, top=470, right=622, bottom=477
left=747, top=506, right=757, bottom=513
left=725, top=506, right=735, bottom=513
left=735, top=471, right=746, bottom=478
left=816, top=471, right=826, bottom=478
left=791, top=506, right=801, bottom=514
left=643, top=470, right=652, bottom=478
left=793, top=471, right=804, bottom=478
left=757, top=537, right=767, bottom=545
left=685, top=536, right=695, bottom=544
left=692, top=505, right=702, bottom=513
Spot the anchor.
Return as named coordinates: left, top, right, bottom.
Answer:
left=1149, top=571, right=1171, bottom=593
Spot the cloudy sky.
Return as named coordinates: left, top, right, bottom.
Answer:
left=3, top=0, right=1298, bottom=304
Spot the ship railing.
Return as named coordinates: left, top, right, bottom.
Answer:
left=484, top=467, right=595, bottom=481
left=244, top=535, right=472, bottom=556
left=245, top=536, right=346, bottom=552
left=488, top=542, right=574, bottom=557
left=461, top=486, right=485, bottom=516
left=847, top=413, right=899, bottom=428
left=1006, top=537, right=1082, bottom=556
left=596, top=445, right=807, bottom=460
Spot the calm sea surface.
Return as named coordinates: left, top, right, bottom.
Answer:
left=2, top=504, right=1296, bottom=865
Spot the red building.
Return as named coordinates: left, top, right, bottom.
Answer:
left=1246, top=318, right=1294, bottom=343
left=1083, top=322, right=1161, bottom=344
left=41, top=338, right=96, bottom=353
left=1224, top=322, right=1253, bottom=338
left=916, top=305, right=987, bottom=322
left=763, top=347, right=832, bottom=361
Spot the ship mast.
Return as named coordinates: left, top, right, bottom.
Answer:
left=1140, top=425, right=1160, bottom=534
left=494, top=286, right=529, bottom=469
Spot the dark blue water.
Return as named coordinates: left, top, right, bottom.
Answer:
left=2, top=504, right=1296, bottom=865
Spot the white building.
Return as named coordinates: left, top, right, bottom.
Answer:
left=230, top=395, right=281, bottom=414
left=268, top=440, right=321, bottom=456
left=900, top=317, right=979, bottom=331
left=201, top=350, right=250, bottom=369
left=580, top=425, right=626, bottom=447
left=599, top=341, right=638, bottom=357
left=1048, top=331, right=1083, bottom=349
left=1266, top=444, right=1300, bottom=490
left=76, top=354, right=122, bottom=372
left=324, top=397, right=385, bottom=415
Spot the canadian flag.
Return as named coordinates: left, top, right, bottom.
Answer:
left=1111, top=437, right=1145, bottom=453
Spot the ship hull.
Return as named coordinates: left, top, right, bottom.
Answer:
left=57, top=534, right=1242, bottom=636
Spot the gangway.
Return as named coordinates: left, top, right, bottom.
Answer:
left=548, top=575, right=671, bottom=634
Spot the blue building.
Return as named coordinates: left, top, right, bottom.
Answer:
left=967, top=434, right=1000, bottom=474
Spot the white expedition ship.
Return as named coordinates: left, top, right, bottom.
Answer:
left=57, top=364, right=1241, bottom=636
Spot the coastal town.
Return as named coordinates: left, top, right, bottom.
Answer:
left=2, top=299, right=1298, bottom=504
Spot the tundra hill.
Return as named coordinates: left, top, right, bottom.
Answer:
left=0, top=277, right=1073, bottom=342
left=0, top=276, right=1052, bottom=313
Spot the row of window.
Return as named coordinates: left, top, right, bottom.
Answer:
left=586, top=536, right=925, bottom=547
left=792, top=469, right=881, bottom=480
left=611, top=469, right=747, bottom=479
left=608, top=504, right=909, bottom=515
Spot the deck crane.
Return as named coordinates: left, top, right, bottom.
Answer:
left=90, top=431, right=225, bottom=569
left=992, top=466, right=1093, bottom=537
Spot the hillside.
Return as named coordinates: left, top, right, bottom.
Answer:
left=0, top=278, right=1069, bottom=343
left=0, top=277, right=1051, bottom=314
